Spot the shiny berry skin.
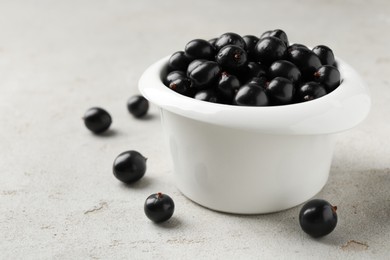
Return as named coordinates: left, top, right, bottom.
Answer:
left=312, top=45, right=335, bottom=66
left=168, top=51, right=191, bottom=72
left=214, top=32, right=246, bottom=51
left=188, top=61, right=221, bottom=89
left=195, top=89, right=220, bottom=103
left=144, top=192, right=175, bottom=223
left=296, top=82, right=327, bottom=102
left=247, top=76, right=267, bottom=88
left=169, top=78, right=194, bottom=97
left=216, top=45, right=248, bottom=72
left=260, top=30, right=272, bottom=39
left=287, top=47, right=322, bottom=79
left=234, top=84, right=269, bottom=106
left=268, top=60, right=301, bottom=84
left=185, top=39, right=215, bottom=60
left=314, top=65, right=341, bottom=93
left=266, top=77, right=294, bottom=105
left=269, top=29, right=289, bottom=47
left=186, top=59, right=206, bottom=77
left=113, top=150, right=147, bottom=183
left=217, top=73, right=240, bottom=102
left=288, top=43, right=309, bottom=51
left=242, top=35, right=259, bottom=61
left=299, top=199, right=338, bottom=238
left=83, top=107, right=112, bottom=134
left=127, top=95, right=149, bottom=118
left=165, top=70, right=186, bottom=85
left=254, top=36, right=287, bottom=66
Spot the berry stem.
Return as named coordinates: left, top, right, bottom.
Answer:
left=157, top=192, right=163, bottom=199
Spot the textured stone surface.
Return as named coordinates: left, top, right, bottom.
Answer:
left=0, top=0, right=389, bottom=259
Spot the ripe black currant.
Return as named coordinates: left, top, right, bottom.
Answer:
left=313, top=65, right=341, bottom=93
left=287, top=47, right=322, bottom=79
left=268, top=60, right=301, bottom=84
left=127, top=95, right=149, bottom=118
left=214, top=32, right=246, bottom=51
left=216, top=45, right=248, bottom=72
left=113, top=150, right=147, bottom=183
left=299, top=199, right=338, bottom=238
left=234, top=84, right=269, bottom=106
left=266, top=77, right=294, bottom=105
left=312, top=45, right=335, bottom=66
left=83, top=107, right=112, bottom=134
left=168, top=51, right=191, bottom=72
left=188, top=61, right=221, bottom=89
left=185, top=39, right=215, bottom=60
left=296, top=82, right=327, bottom=102
left=144, top=192, right=175, bottom=223
left=254, top=36, right=287, bottom=66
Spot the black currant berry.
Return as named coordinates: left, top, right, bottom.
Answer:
left=234, top=84, right=269, bottom=106
left=168, top=51, right=191, bottom=72
left=185, top=39, right=215, bottom=60
left=313, top=65, right=341, bottom=93
left=299, top=199, right=338, bottom=238
left=127, top=95, right=149, bottom=118
left=266, top=77, right=294, bottom=105
left=268, top=60, right=301, bottom=83
left=187, top=59, right=207, bottom=77
left=254, top=36, right=287, bottom=66
left=269, top=29, right=289, bottom=47
left=216, top=45, right=248, bottom=72
left=312, top=45, right=335, bottom=66
left=113, top=150, right=147, bottom=183
left=169, top=78, right=194, bottom=97
left=217, top=72, right=240, bottom=102
left=165, top=70, right=186, bottom=86
left=194, top=89, right=220, bottom=103
left=247, top=76, right=267, bottom=88
left=296, top=82, right=327, bottom=102
left=242, top=35, right=259, bottom=61
left=288, top=43, right=309, bottom=51
left=188, top=61, right=221, bottom=89
left=83, top=107, right=112, bottom=134
left=287, top=47, right=322, bottom=79
left=214, top=32, right=246, bottom=51
left=259, top=30, right=272, bottom=39
left=144, top=192, right=175, bottom=223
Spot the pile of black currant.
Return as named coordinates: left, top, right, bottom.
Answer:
left=164, top=30, right=341, bottom=106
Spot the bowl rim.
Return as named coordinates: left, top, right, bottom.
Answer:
left=139, top=55, right=371, bottom=135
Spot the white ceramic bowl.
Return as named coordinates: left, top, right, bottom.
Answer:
left=139, top=56, right=371, bottom=214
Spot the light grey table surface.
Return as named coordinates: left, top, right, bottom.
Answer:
left=1, top=0, right=389, bottom=259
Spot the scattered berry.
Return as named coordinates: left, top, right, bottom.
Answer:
left=127, top=95, right=149, bottom=118
left=144, top=192, right=175, bottom=223
left=83, top=107, right=112, bottom=134
left=299, top=199, right=338, bottom=238
left=113, top=150, right=147, bottom=183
